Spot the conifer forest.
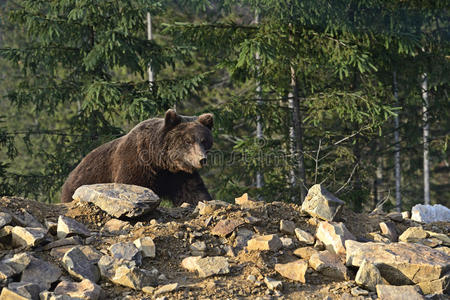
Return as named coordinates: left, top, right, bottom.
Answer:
left=0, top=1, right=448, bottom=211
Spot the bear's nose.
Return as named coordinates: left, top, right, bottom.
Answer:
left=200, top=158, right=207, bottom=167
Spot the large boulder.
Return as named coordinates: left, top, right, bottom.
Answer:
left=346, top=240, right=450, bottom=285
left=316, top=221, right=355, bottom=256
left=301, top=184, right=344, bottom=221
left=72, top=183, right=161, bottom=218
left=411, top=204, right=450, bottom=224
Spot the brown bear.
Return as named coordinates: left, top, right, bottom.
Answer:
left=61, top=109, right=214, bottom=205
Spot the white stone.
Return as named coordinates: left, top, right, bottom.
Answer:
left=411, top=204, right=450, bottom=224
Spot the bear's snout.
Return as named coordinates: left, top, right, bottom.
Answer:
left=200, top=157, right=207, bottom=167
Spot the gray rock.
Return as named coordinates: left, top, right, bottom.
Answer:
left=264, top=277, right=282, bottom=290
left=309, top=251, right=349, bottom=280
left=376, top=284, right=425, bottom=300
left=7, top=282, right=40, bottom=300
left=190, top=241, right=207, bottom=256
left=316, top=221, right=355, bottom=256
left=295, top=228, right=315, bottom=245
left=181, top=256, right=230, bottom=278
left=418, top=274, right=450, bottom=295
left=11, top=226, right=48, bottom=248
left=133, top=237, right=156, bottom=258
left=21, top=257, right=61, bottom=291
left=0, top=262, right=16, bottom=280
left=379, top=221, right=398, bottom=242
left=398, top=227, right=428, bottom=243
left=109, top=242, right=142, bottom=265
left=97, top=255, right=136, bottom=280
left=301, top=184, right=344, bottom=221
left=54, top=279, right=103, bottom=300
left=57, top=216, right=90, bottom=239
left=111, top=265, right=157, bottom=289
left=280, top=237, right=295, bottom=249
left=411, top=204, right=450, bottom=224
left=2, top=252, right=33, bottom=274
left=73, top=183, right=161, bottom=218
left=346, top=240, right=450, bottom=285
left=0, top=212, right=12, bottom=228
left=387, top=212, right=403, bottom=222
left=154, top=283, right=179, bottom=295
left=355, top=259, right=386, bottom=291
left=103, top=219, right=132, bottom=234
left=41, top=236, right=82, bottom=251
left=234, top=228, right=254, bottom=251
left=280, top=220, right=296, bottom=235
left=62, top=247, right=100, bottom=283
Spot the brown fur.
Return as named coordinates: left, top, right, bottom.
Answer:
left=61, top=109, right=213, bottom=205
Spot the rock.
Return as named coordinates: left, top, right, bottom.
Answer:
left=197, top=200, right=229, bottom=216
left=247, top=275, right=256, bottom=282
left=6, top=282, right=40, bottom=300
left=369, top=232, right=391, bottom=243
left=274, top=259, right=308, bottom=283
left=57, top=216, right=90, bottom=239
left=435, top=246, right=450, bottom=257
left=211, top=219, right=243, bottom=237
left=190, top=241, right=207, bottom=256
left=0, top=286, right=36, bottom=300
left=351, top=287, right=369, bottom=297
left=346, top=240, right=450, bottom=285
left=426, top=231, right=450, bottom=246
left=417, top=274, right=449, bottom=295
left=0, top=225, right=12, bottom=244
left=13, top=210, right=44, bottom=229
left=0, top=212, right=12, bottom=228
left=355, top=259, right=386, bottom=291
left=111, top=265, right=156, bottom=289
left=41, top=236, right=82, bottom=251
left=21, top=257, right=62, bottom=291
left=247, top=234, right=282, bottom=251
left=62, top=247, right=100, bottom=282
left=387, top=212, right=403, bottom=222
left=401, top=211, right=410, bottom=219
left=133, top=237, right=156, bottom=258
left=2, top=252, right=33, bottom=274
left=280, top=237, right=295, bottom=249
left=411, top=204, right=450, bottom=224
left=155, top=283, right=179, bottom=295
left=0, top=262, right=16, bottom=280
left=398, top=227, right=428, bottom=243
left=295, top=228, right=315, bottom=245
left=109, top=242, right=142, bottom=265
left=235, top=193, right=262, bottom=208
left=301, top=184, right=344, bottom=221
left=54, top=279, right=102, bottom=300
left=376, top=284, right=425, bottom=300
left=104, top=219, right=132, bottom=234
left=98, top=255, right=135, bottom=279
left=264, top=277, right=282, bottom=290
left=379, top=221, right=398, bottom=242
left=44, top=220, right=57, bottom=236
left=316, top=221, right=355, bottom=256
left=280, top=220, right=296, bottom=235
left=73, top=183, right=161, bottom=218
left=234, top=228, right=254, bottom=251
left=181, top=256, right=229, bottom=278
left=309, top=251, right=349, bottom=280
left=293, top=247, right=319, bottom=260
left=11, top=226, right=47, bottom=248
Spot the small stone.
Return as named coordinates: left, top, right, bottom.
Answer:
left=435, top=246, right=450, bottom=256
left=426, top=231, right=450, bottom=246
left=73, top=183, right=161, bottom=218
left=351, top=287, right=369, bottom=297
left=316, top=221, right=355, bottom=256
left=158, top=273, right=167, bottom=281
left=274, top=259, right=308, bottom=283
left=104, top=219, right=131, bottom=234
left=204, top=216, right=213, bottom=227
left=142, top=286, right=155, bottom=294
left=379, top=221, right=398, bottom=242
left=57, top=216, right=90, bottom=239
left=376, top=285, right=425, bottom=300
left=387, top=212, right=403, bottom=222
left=280, top=220, right=296, bottom=235
left=293, top=247, right=320, bottom=260
left=0, top=212, right=12, bottom=228
left=280, top=237, right=294, bottom=249
left=6, top=282, right=40, bottom=300
left=181, top=256, right=229, bottom=278
left=264, top=277, right=282, bottom=290
left=369, top=232, right=391, bottom=243
left=62, top=247, right=100, bottom=282
left=211, top=219, right=243, bottom=237
left=411, top=204, right=450, bottom=224
left=314, top=239, right=325, bottom=251
left=197, top=200, right=229, bottom=216
left=44, top=220, right=58, bottom=236
left=244, top=215, right=261, bottom=224
left=190, top=241, right=207, bottom=256
left=247, top=234, right=282, bottom=251
left=295, top=228, right=315, bottom=245
left=0, top=225, right=12, bottom=244
left=398, top=227, right=428, bottom=243
left=21, top=257, right=62, bottom=291
left=2, top=252, right=33, bottom=274
left=355, top=259, right=385, bottom=291
left=11, top=226, right=47, bottom=247
left=234, top=228, right=254, bottom=251
left=421, top=238, right=442, bottom=248
left=247, top=275, right=256, bottom=282
left=98, top=255, right=135, bottom=279
left=41, top=236, right=82, bottom=251
left=133, top=237, right=156, bottom=258
left=109, top=242, right=142, bottom=265
left=180, top=203, right=191, bottom=208
left=0, top=287, right=32, bottom=300
left=155, top=283, right=179, bottom=295
left=16, top=210, right=44, bottom=228
left=111, top=265, right=156, bottom=289
left=309, top=251, right=349, bottom=280
left=0, top=262, right=16, bottom=280
left=181, top=256, right=201, bottom=272
left=54, top=279, right=102, bottom=300
left=301, top=184, right=345, bottom=221
left=401, top=211, right=410, bottom=219
left=235, top=193, right=262, bottom=208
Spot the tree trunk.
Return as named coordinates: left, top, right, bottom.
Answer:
left=146, top=12, right=154, bottom=84
left=255, top=10, right=263, bottom=189
left=290, top=67, right=307, bottom=202
left=393, top=71, right=402, bottom=212
left=421, top=73, right=430, bottom=205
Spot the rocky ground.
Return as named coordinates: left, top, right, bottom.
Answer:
left=0, top=184, right=448, bottom=300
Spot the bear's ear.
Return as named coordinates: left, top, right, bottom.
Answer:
left=164, top=109, right=182, bottom=130
left=198, top=113, right=213, bottom=130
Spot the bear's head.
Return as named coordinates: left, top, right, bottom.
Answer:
left=162, top=109, right=213, bottom=173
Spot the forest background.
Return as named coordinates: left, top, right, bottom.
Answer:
left=0, top=0, right=448, bottom=212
